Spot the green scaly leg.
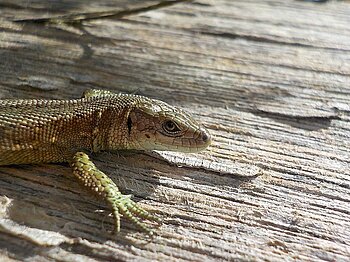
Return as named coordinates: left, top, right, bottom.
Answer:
left=70, top=152, right=161, bottom=234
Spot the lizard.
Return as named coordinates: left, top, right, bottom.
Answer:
left=0, top=89, right=211, bottom=234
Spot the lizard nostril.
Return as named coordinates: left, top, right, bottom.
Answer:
left=201, top=130, right=211, bottom=143
left=202, top=132, right=208, bottom=142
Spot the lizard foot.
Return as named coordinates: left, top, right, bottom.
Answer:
left=71, top=151, right=161, bottom=234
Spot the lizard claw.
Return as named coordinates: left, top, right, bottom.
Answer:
left=109, top=193, right=161, bottom=234
left=71, top=151, right=161, bottom=234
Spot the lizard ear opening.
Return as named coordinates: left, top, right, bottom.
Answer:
left=127, top=116, right=132, bottom=135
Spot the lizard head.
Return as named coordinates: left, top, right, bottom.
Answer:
left=125, top=97, right=211, bottom=153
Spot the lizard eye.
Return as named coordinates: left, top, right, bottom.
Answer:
left=162, top=120, right=181, bottom=134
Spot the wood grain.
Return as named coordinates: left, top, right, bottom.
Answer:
left=0, top=0, right=350, bottom=261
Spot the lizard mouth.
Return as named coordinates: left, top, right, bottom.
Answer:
left=130, top=126, right=212, bottom=153
left=175, top=126, right=212, bottom=153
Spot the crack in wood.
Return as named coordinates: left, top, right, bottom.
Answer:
left=253, top=110, right=340, bottom=131
left=196, top=31, right=350, bottom=52
left=13, top=0, right=194, bottom=24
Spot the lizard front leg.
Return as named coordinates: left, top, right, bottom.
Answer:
left=70, top=152, right=160, bottom=234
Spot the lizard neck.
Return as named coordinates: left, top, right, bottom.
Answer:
left=92, top=107, right=130, bottom=152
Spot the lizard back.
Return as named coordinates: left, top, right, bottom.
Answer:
left=0, top=96, right=129, bottom=165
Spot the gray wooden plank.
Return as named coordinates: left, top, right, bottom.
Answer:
left=0, top=0, right=350, bottom=261
left=0, top=0, right=188, bottom=21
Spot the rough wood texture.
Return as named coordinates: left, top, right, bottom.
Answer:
left=0, top=0, right=188, bottom=21
left=1, top=0, right=350, bottom=261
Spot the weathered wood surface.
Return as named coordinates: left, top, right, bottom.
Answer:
left=1, top=0, right=350, bottom=261
left=0, top=0, right=187, bottom=21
